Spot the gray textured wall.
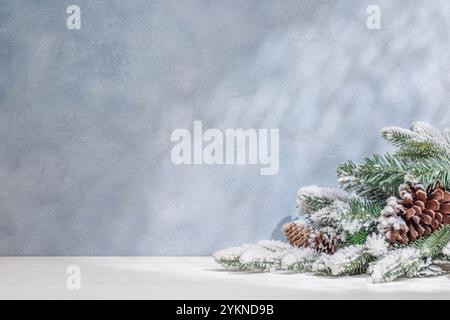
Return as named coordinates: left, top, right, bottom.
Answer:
left=1, top=0, right=450, bottom=255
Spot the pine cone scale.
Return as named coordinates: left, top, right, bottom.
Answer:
left=430, top=189, right=444, bottom=201
left=404, top=208, right=415, bottom=220
left=416, top=190, right=427, bottom=202
left=426, top=200, right=440, bottom=211
left=416, top=201, right=425, bottom=210
left=440, top=203, right=450, bottom=213
left=444, top=191, right=450, bottom=202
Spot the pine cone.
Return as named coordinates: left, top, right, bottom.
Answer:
left=311, top=229, right=339, bottom=254
left=388, top=182, right=450, bottom=243
left=283, top=221, right=339, bottom=254
left=283, top=220, right=312, bottom=248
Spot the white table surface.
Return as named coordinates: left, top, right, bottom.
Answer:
left=0, top=257, right=448, bottom=300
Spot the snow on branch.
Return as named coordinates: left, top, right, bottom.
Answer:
left=297, top=185, right=348, bottom=215
left=368, top=248, right=428, bottom=283
left=381, top=122, right=449, bottom=159
left=281, top=248, right=319, bottom=272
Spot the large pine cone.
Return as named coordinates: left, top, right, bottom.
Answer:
left=389, top=182, right=450, bottom=243
left=283, top=221, right=339, bottom=254
left=283, top=220, right=312, bottom=248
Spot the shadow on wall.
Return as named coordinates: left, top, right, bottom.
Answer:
left=271, top=215, right=293, bottom=241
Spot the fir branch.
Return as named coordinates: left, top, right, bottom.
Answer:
left=347, top=197, right=382, bottom=219
left=338, top=153, right=450, bottom=201
left=381, top=124, right=449, bottom=160
left=396, top=142, right=447, bottom=159
left=337, top=161, right=386, bottom=203
left=281, top=248, right=319, bottom=272
left=213, top=246, right=251, bottom=271
left=436, top=255, right=450, bottom=262
left=301, top=195, right=334, bottom=213
left=432, top=258, right=450, bottom=275
left=357, top=154, right=407, bottom=198
left=408, top=155, right=450, bottom=189
left=313, top=246, right=375, bottom=276
left=408, top=264, right=444, bottom=278
left=346, top=228, right=373, bottom=245
left=364, top=234, right=389, bottom=257
left=410, top=122, right=443, bottom=140
left=369, top=248, right=428, bottom=283
left=213, top=242, right=291, bottom=272
left=410, top=225, right=450, bottom=258
left=257, top=240, right=292, bottom=252
left=341, top=197, right=381, bottom=242
left=370, top=227, right=450, bottom=283
left=297, top=186, right=348, bottom=215
left=239, top=248, right=284, bottom=272
left=339, top=252, right=376, bottom=276
left=442, top=241, right=450, bottom=258
left=443, top=129, right=450, bottom=147
left=337, top=161, right=364, bottom=192
left=309, top=200, right=349, bottom=229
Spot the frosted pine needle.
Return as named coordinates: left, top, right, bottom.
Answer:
left=297, top=186, right=348, bottom=215
left=281, top=248, right=318, bottom=272
left=257, top=240, right=292, bottom=252
left=365, top=234, right=389, bottom=257
left=368, top=248, right=426, bottom=283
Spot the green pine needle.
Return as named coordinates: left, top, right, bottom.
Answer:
left=382, top=127, right=448, bottom=160
left=301, top=195, right=335, bottom=213
left=337, top=153, right=450, bottom=202
left=411, top=225, right=450, bottom=258
left=341, top=252, right=376, bottom=275
left=346, top=228, right=372, bottom=245
left=347, top=198, right=382, bottom=219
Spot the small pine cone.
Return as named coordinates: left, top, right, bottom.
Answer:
left=386, top=223, right=409, bottom=244
left=391, top=182, right=450, bottom=243
left=283, top=220, right=312, bottom=248
left=311, top=228, right=339, bottom=254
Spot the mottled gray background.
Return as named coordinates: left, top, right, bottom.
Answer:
left=1, top=0, right=450, bottom=255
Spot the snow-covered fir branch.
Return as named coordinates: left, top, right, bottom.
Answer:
left=443, top=242, right=450, bottom=258
left=365, top=234, right=389, bottom=257
left=213, top=245, right=259, bottom=271
left=411, top=224, right=450, bottom=258
left=381, top=126, right=423, bottom=145
left=309, top=200, right=348, bottom=230
left=410, top=122, right=443, bottom=140
left=312, top=245, right=375, bottom=276
left=297, top=186, right=348, bottom=215
left=239, top=247, right=285, bottom=272
left=368, top=248, right=428, bottom=283
left=213, top=241, right=293, bottom=272
left=280, top=248, right=319, bottom=272
left=443, top=129, right=450, bottom=148
left=337, top=162, right=363, bottom=193
left=381, top=122, right=449, bottom=159
left=407, top=264, right=444, bottom=278
left=257, top=240, right=293, bottom=252
left=340, top=197, right=381, bottom=243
